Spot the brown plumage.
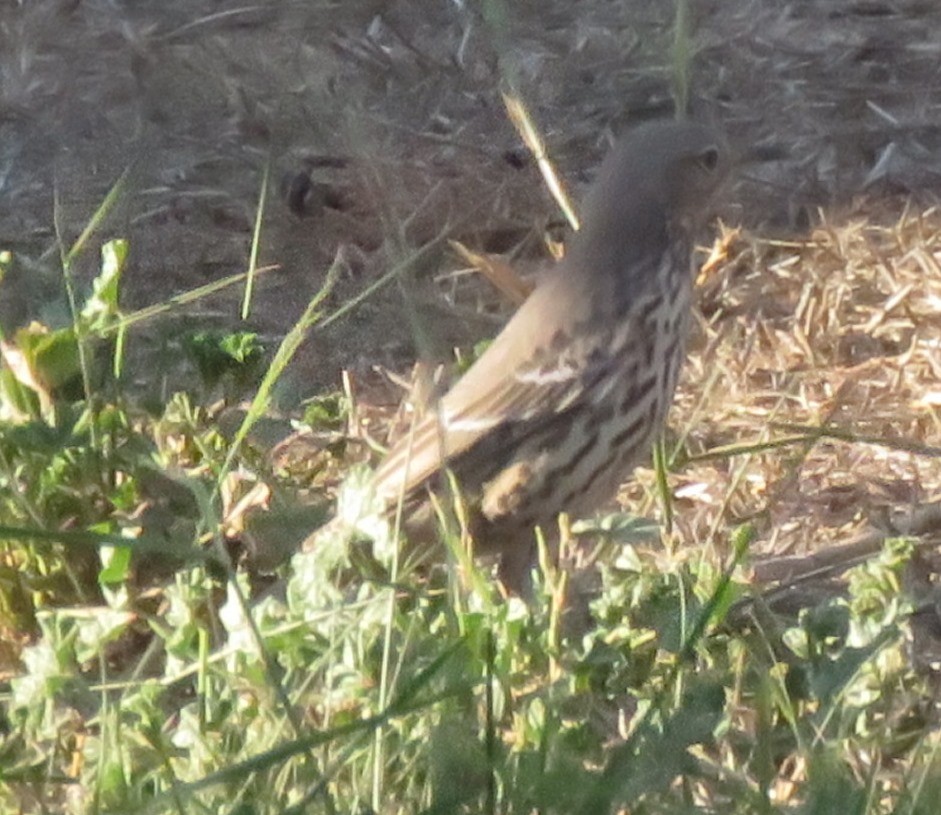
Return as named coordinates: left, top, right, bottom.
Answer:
left=312, top=119, right=730, bottom=593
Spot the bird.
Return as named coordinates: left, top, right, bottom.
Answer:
left=309, top=119, right=730, bottom=594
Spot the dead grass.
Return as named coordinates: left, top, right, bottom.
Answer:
left=648, top=202, right=941, bottom=571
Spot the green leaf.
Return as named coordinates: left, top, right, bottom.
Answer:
left=98, top=544, right=132, bottom=585
left=81, top=238, right=128, bottom=331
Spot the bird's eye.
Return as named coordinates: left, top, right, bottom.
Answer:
left=698, top=146, right=720, bottom=172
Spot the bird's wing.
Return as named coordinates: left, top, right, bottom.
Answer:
left=371, top=257, right=660, bottom=503
left=371, top=351, right=605, bottom=505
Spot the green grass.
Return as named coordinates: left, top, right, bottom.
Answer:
left=1, top=220, right=940, bottom=815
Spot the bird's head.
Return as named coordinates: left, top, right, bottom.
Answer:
left=563, top=119, right=730, bottom=279
left=585, top=119, right=730, bottom=230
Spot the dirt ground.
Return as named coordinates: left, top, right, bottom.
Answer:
left=3, top=0, right=940, bottom=394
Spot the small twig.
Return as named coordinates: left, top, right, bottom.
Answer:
left=752, top=500, right=941, bottom=586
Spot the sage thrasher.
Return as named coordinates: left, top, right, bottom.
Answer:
left=308, top=119, right=730, bottom=594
